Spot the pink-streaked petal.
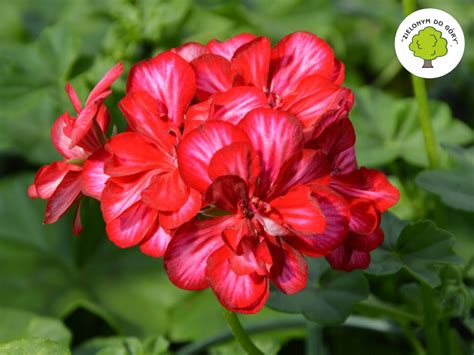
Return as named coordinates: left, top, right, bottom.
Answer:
left=269, top=185, right=326, bottom=234
left=164, top=216, right=232, bottom=290
left=119, top=91, right=175, bottom=152
left=51, top=112, right=86, bottom=160
left=139, top=222, right=172, bottom=257
left=191, top=54, right=234, bottom=101
left=127, top=52, right=196, bottom=126
left=210, top=86, right=269, bottom=125
left=238, top=108, right=304, bottom=194
left=287, top=186, right=350, bottom=257
left=330, top=168, right=400, bottom=212
left=207, top=33, right=257, bottom=60
left=44, top=171, right=82, bottom=224
left=142, top=169, right=190, bottom=212
left=178, top=121, right=250, bottom=192
left=326, top=244, right=371, bottom=271
left=349, top=198, right=380, bottom=235
left=34, top=161, right=79, bottom=199
left=86, top=62, right=124, bottom=105
left=205, top=175, right=247, bottom=213
left=208, top=142, right=261, bottom=188
left=171, top=42, right=210, bottom=62
left=81, top=148, right=111, bottom=200
left=207, top=246, right=269, bottom=313
left=270, top=31, right=337, bottom=97
left=232, top=37, right=271, bottom=90
left=347, top=228, right=384, bottom=253
left=332, top=147, right=357, bottom=175
left=105, top=132, right=173, bottom=177
left=159, top=188, right=202, bottom=230
left=268, top=240, right=308, bottom=294
left=106, top=202, right=158, bottom=248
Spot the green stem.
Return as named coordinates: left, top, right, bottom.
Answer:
left=355, top=298, right=422, bottom=324
left=221, top=309, right=263, bottom=355
left=420, top=283, right=441, bottom=355
left=305, top=321, right=325, bottom=355
left=403, top=0, right=441, bottom=169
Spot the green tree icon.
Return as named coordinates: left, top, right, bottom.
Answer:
left=409, top=26, right=448, bottom=68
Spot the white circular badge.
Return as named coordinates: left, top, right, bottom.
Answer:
left=395, top=8, right=465, bottom=79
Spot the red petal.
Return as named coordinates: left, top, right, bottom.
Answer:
left=164, top=216, right=231, bottom=290
left=65, top=83, right=82, bottom=113
left=159, top=188, right=202, bottom=230
left=208, top=142, right=261, bottom=187
left=288, top=186, right=350, bottom=257
left=191, top=54, right=234, bottom=101
left=270, top=185, right=326, bottom=234
left=106, top=202, right=158, bottom=248
left=105, top=132, right=173, bottom=177
left=86, top=62, right=124, bottom=105
left=349, top=198, right=380, bottom=235
left=205, top=175, right=247, bottom=213
left=139, top=222, right=172, bottom=257
left=142, top=169, right=190, bottom=212
left=346, top=228, right=384, bottom=253
left=330, top=168, right=400, bottom=212
left=222, top=217, right=250, bottom=253
left=171, top=42, right=209, bottom=62
left=232, top=37, right=271, bottom=90
left=34, top=161, right=78, bottom=199
left=73, top=201, right=83, bottom=235
left=119, top=91, right=175, bottom=152
left=207, top=33, right=257, bottom=60
left=127, top=52, right=195, bottom=126
left=51, top=112, right=86, bottom=159
left=326, top=244, right=371, bottom=271
left=177, top=121, right=249, bottom=192
left=270, top=32, right=337, bottom=97
left=238, top=108, right=304, bottom=194
left=211, top=86, right=269, bottom=125
left=269, top=240, right=308, bottom=294
left=44, top=171, right=82, bottom=224
left=28, top=183, right=39, bottom=199
left=81, top=148, right=111, bottom=200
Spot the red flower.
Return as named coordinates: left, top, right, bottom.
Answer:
left=173, top=32, right=353, bottom=141
left=28, top=63, right=123, bottom=234
left=100, top=52, right=201, bottom=256
left=164, top=108, right=356, bottom=313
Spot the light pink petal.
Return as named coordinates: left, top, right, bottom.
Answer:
left=159, top=188, right=202, bottom=230
left=44, top=170, right=82, bottom=224
left=191, top=54, right=234, bottom=101
left=238, top=108, right=304, bottom=195
left=127, top=52, right=196, bottom=126
left=207, top=33, right=257, bottom=60
left=81, top=148, right=111, bottom=200
left=171, top=42, right=210, bottom=62
left=164, top=216, right=232, bottom=290
left=139, top=222, right=173, bottom=257
left=232, top=37, right=271, bottom=90
left=177, top=120, right=249, bottom=192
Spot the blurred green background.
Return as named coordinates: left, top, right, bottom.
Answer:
left=0, top=0, right=472, bottom=354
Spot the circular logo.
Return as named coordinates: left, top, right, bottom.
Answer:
left=395, top=8, right=465, bottom=79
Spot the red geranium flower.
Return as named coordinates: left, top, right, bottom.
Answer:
left=28, top=63, right=123, bottom=234
left=100, top=52, right=201, bottom=256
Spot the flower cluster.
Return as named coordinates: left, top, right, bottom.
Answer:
left=29, top=32, right=399, bottom=313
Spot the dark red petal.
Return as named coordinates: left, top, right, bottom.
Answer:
left=177, top=121, right=249, bottom=192
left=270, top=184, right=326, bottom=234
left=141, top=169, right=190, bottom=212
left=238, top=108, right=304, bottom=195
left=330, top=168, right=400, bottom=212
left=106, top=202, right=158, bottom=248
left=44, top=170, right=82, bottom=224
left=105, top=132, right=173, bottom=177
left=346, top=228, right=384, bottom=253
left=206, top=246, right=269, bottom=313
left=207, top=33, right=257, bottom=60
left=205, top=175, right=247, bottom=213
left=326, top=244, right=371, bottom=271
left=127, top=52, right=195, bottom=126
left=349, top=198, right=380, bottom=235
left=159, top=188, right=202, bottom=230
left=191, top=54, right=234, bottom=101
left=171, top=42, right=210, bottom=62
left=269, top=240, right=308, bottom=294
left=270, top=32, right=336, bottom=97
left=288, top=186, right=350, bottom=257
left=211, top=86, right=269, bottom=125
left=164, top=216, right=231, bottom=290
left=232, top=37, right=271, bottom=90
left=139, top=222, right=172, bottom=257
left=81, top=148, right=111, bottom=200
left=208, top=142, right=261, bottom=188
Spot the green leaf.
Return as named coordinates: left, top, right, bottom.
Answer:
left=73, top=336, right=169, bottom=355
left=416, top=147, right=474, bottom=211
left=0, top=307, right=71, bottom=346
left=267, top=258, right=369, bottom=325
left=0, top=174, right=188, bottom=336
left=0, top=338, right=69, bottom=355
left=349, top=87, right=473, bottom=167
left=367, top=214, right=462, bottom=287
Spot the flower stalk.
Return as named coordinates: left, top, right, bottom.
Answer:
left=222, top=309, right=263, bottom=355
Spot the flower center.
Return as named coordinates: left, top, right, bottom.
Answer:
left=237, top=196, right=271, bottom=219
